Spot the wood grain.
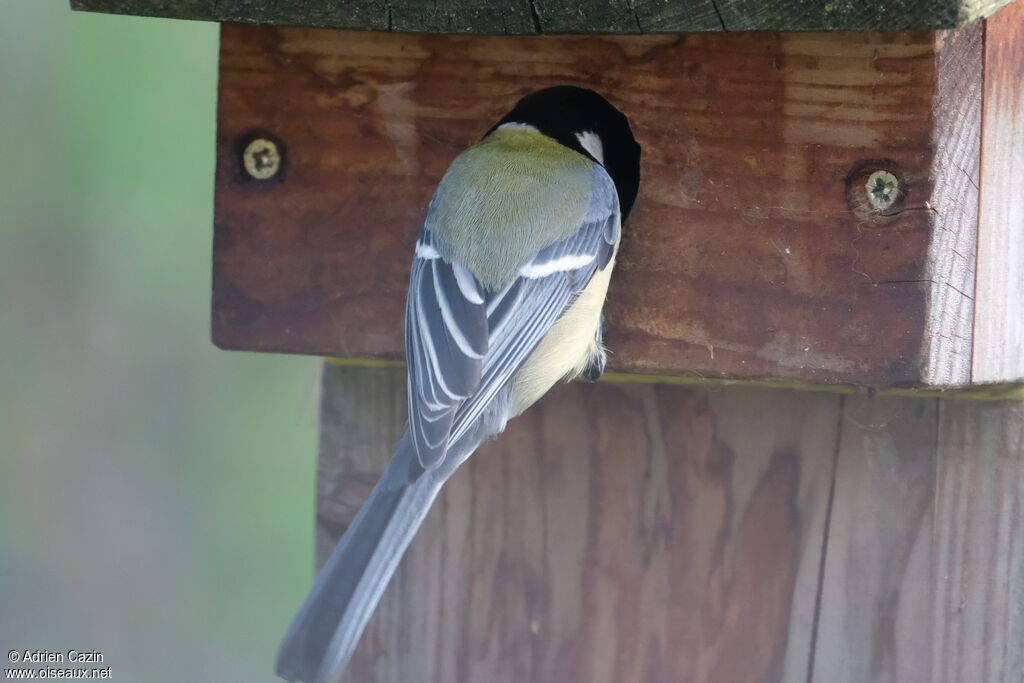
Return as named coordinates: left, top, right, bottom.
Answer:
left=932, top=399, right=1024, bottom=683
left=71, top=0, right=1016, bottom=32
left=713, top=0, right=1016, bottom=31
left=314, top=365, right=1024, bottom=682
left=973, top=0, right=1024, bottom=383
left=213, top=25, right=986, bottom=387
left=810, top=393, right=1024, bottom=682
left=923, top=23, right=982, bottom=385
left=811, top=396, right=938, bottom=683
left=316, top=364, right=840, bottom=682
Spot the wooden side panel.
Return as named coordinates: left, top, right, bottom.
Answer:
left=811, top=394, right=1024, bottom=683
left=811, top=396, right=938, bottom=683
left=314, top=367, right=1024, bottom=683
left=933, top=399, right=1024, bottom=683
left=215, top=26, right=948, bottom=387
left=924, top=23, right=982, bottom=385
left=974, top=0, right=1024, bottom=383
left=315, top=364, right=408, bottom=564
left=316, top=365, right=840, bottom=683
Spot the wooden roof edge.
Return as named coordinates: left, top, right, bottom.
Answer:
left=70, top=0, right=1016, bottom=34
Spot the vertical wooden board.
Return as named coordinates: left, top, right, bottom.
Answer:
left=924, top=22, right=982, bottom=386
left=811, top=392, right=1024, bottom=683
left=933, top=399, right=1024, bottom=683
left=811, top=395, right=939, bottom=683
left=316, top=365, right=842, bottom=682
left=973, top=0, right=1024, bottom=383
left=315, top=364, right=408, bottom=564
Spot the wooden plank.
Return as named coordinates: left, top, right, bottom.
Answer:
left=810, top=395, right=939, bottom=683
left=715, top=0, right=1013, bottom=31
left=932, top=399, right=1024, bottom=683
left=213, top=25, right=983, bottom=387
left=923, top=21, right=983, bottom=385
left=973, top=0, right=1024, bottom=383
left=315, top=363, right=408, bottom=565
left=316, top=364, right=841, bottom=682
left=811, top=394, right=1024, bottom=682
left=315, top=367, right=1024, bottom=682
left=70, top=0, right=1016, bottom=32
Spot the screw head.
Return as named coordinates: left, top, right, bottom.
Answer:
left=845, top=160, right=907, bottom=219
left=242, top=137, right=282, bottom=181
left=865, top=170, right=900, bottom=212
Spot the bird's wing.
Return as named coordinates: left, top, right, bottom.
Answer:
left=405, top=229, right=488, bottom=469
left=406, top=165, right=620, bottom=468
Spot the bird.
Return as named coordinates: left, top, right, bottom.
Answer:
left=276, top=85, right=641, bottom=683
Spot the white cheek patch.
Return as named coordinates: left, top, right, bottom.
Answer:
left=575, top=131, right=604, bottom=165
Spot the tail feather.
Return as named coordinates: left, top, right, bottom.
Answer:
left=276, top=431, right=444, bottom=683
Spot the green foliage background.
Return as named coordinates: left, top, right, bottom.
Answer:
left=0, top=2, right=319, bottom=679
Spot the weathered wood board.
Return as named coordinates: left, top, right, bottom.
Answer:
left=211, top=21, right=1019, bottom=387
left=812, top=396, right=1024, bottom=683
left=71, top=0, right=1015, bottom=33
left=315, top=364, right=1024, bottom=682
left=811, top=396, right=939, bottom=683
left=317, top=365, right=841, bottom=683
left=974, top=0, right=1024, bottom=383
left=931, top=400, right=1024, bottom=683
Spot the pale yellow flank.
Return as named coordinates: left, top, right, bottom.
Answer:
left=511, top=250, right=617, bottom=416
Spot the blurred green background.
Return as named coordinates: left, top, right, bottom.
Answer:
left=0, top=1, right=320, bottom=680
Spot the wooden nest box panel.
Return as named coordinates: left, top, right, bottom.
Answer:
left=204, top=12, right=1023, bottom=390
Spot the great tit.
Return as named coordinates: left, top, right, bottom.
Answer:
left=277, top=85, right=641, bottom=683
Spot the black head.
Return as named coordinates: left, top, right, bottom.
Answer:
left=491, top=86, right=642, bottom=220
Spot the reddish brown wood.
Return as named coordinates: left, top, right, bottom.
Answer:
left=974, top=0, right=1024, bottom=382
left=212, top=24, right=996, bottom=387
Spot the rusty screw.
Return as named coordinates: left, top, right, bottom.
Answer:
left=865, top=170, right=900, bottom=212
left=242, top=137, right=282, bottom=181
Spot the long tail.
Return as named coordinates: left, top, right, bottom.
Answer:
left=276, top=430, right=446, bottom=683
